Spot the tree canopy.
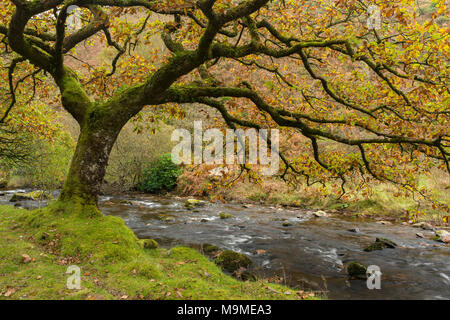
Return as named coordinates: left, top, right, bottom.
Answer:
left=0, top=0, right=448, bottom=211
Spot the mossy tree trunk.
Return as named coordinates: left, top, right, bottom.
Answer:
left=60, top=121, right=121, bottom=207
left=56, top=71, right=139, bottom=211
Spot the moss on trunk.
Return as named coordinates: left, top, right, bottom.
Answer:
left=59, top=109, right=122, bottom=215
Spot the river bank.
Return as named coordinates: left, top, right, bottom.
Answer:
left=0, top=203, right=310, bottom=300
left=1, top=190, right=449, bottom=299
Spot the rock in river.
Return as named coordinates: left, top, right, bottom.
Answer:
left=364, top=237, right=397, bottom=252
left=433, top=230, right=450, bottom=243
left=10, top=191, right=51, bottom=202
left=185, top=199, right=207, bottom=209
left=412, top=222, right=434, bottom=231
left=219, top=212, right=234, bottom=219
left=347, top=262, right=367, bottom=279
left=312, top=210, right=328, bottom=218
left=202, top=243, right=220, bottom=255
left=215, top=250, right=252, bottom=273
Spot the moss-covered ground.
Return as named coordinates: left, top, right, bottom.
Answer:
left=0, top=205, right=316, bottom=300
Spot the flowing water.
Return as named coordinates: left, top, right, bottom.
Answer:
left=2, top=190, right=449, bottom=300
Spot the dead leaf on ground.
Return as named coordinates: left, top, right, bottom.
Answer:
left=4, top=288, right=16, bottom=297
left=21, top=254, right=31, bottom=264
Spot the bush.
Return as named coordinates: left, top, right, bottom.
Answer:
left=105, top=121, right=175, bottom=190
left=138, top=154, right=182, bottom=193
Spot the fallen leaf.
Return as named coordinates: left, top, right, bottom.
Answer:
left=21, top=254, right=31, bottom=264
left=4, top=288, right=16, bottom=297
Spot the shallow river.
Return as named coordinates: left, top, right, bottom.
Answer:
left=2, top=190, right=449, bottom=300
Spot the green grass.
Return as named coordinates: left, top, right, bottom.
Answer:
left=0, top=205, right=316, bottom=300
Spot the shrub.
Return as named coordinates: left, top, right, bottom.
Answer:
left=138, top=154, right=182, bottom=193
left=105, top=121, right=175, bottom=190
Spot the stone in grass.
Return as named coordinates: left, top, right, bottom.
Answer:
left=347, top=262, right=367, bottom=279
left=364, top=237, right=397, bottom=252
left=139, top=239, right=159, bottom=250
left=220, top=212, right=234, bottom=219
left=215, top=250, right=252, bottom=273
left=282, top=222, right=293, bottom=227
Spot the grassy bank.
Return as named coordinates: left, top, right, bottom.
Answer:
left=0, top=205, right=314, bottom=300
left=229, top=181, right=448, bottom=224
left=178, top=171, right=449, bottom=225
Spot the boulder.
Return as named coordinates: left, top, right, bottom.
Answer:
left=364, top=241, right=385, bottom=252
left=219, top=212, right=234, bottom=219
left=185, top=199, right=207, bottom=209
left=434, top=230, right=450, bottom=243
left=412, top=222, right=434, bottom=230
left=364, top=237, right=397, bottom=252
left=416, top=232, right=425, bottom=239
left=347, top=262, right=367, bottom=279
left=376, top=237, right=397, bottom=248
left=348, top=228, right=360, bottom=233
left=10, top=190, right=51, bottom=202
left=215, top=250, right=252, bottom=273
left=202, top=243, right=220, bottom=255
left=313, top=210, right=328, bottom=218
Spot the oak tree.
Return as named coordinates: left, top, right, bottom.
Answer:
left=0, top=0, right=448, bottom=215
